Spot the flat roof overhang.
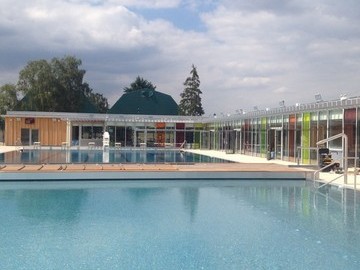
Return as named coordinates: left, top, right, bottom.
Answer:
left=4, top=111, right=205, bottom=124
left=4, top=95, right=360, bottom=124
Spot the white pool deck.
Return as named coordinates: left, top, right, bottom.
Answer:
left=0, top=146, right=359, bottom=190
left=186, top=149, right=360, bottom=190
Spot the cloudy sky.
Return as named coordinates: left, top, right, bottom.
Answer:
left=1, top=0, right=359, bottom=115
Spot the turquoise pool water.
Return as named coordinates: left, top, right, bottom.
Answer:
left=0, top=149, right=231, bottom=164
left=0, top=180, right=359, bottom=269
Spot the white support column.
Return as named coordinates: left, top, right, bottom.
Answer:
left=66, top=119, right=71, bottom=147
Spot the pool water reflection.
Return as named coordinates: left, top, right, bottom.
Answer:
left=0, top=180, right=359, bottom=269
left=0, top=149, right=231, bottom=164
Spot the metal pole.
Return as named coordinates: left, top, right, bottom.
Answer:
left=344, top=135, right=348, bottom=184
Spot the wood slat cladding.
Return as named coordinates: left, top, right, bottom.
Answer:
left=5, top=117, right=67, bottom=146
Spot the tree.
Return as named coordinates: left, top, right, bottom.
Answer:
left=16, top=56, right=108, bottom=112
left=50, top=56, right=86, bottom=112
left=17, top=59, right=55, bottom=111
left=0, top=83, right=20, bottom=134
left=179, top=65, right=204, bottom=116
left=0, top=84, right=19, bottom=114
left=82, top=83, right=109, bottom=113
left=124, top=76, right=156, bottom=93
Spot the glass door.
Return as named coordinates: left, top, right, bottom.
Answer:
left=275, top=129, right=282, bottom=159
left=136, top=130, right=146, bottom=147
left=268, top=128, right=283, bottom=160
left=31, top=129, right=39, bottom=144
left=21, top=128, right=30, bottom=145
left=147, top=130, right=156, bottom=147
left=234, top=129, right=242, bottom=153
left=21, top=128, right=39, bottom=145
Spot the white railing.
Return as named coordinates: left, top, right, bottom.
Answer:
left=313, top=133, right=348, bottom=188
left=179, top=140, right=187, bottom=149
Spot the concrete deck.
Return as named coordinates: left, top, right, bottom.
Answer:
left=0, top=146, right=18, bottom=154
left=0, top=162, right=311, bottom=181
left=186, top=150, right=360, bottom=190
left=1, top=146, right=359, bottom=190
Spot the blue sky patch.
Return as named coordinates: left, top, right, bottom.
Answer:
left=131, top=3, right=217, bottom=32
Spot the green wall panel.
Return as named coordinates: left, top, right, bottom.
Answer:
left=302, top=112, right=311, bottom=164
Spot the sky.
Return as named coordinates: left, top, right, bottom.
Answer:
left=1, top=0, right=360, bottom=115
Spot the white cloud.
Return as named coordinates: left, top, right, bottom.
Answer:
left=108, top=0, right=181, bottom=8
left=0, top=0, right=360, bottom=113
left=273, top=86, right=288, bottom=94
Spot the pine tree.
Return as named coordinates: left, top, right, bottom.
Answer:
left=123, top=76, right=156, bottom=93
left=179, top=65, right=204, bottom=116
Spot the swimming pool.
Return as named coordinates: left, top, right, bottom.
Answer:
left=0, top=149, right=231, bottom=164
left=0, top=180, right=359, bottom=269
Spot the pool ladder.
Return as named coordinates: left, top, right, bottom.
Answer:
left=313, top=133, right=355, bottom=189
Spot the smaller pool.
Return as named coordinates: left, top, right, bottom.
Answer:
left=0, top=149, right=232, bottom=164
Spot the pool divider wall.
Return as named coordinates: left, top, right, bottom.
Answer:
left=0, top=170, right=311, bottom=181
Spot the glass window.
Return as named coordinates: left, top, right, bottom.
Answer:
left=186, top=131, right=194, bottom=144
left=318, top=111, right=327, bottom=141
left=344, top=109, right=356, bottom=165
left=82, top=126, right=92, bottom=139
left=329, top=109, right=343, bottom=149
left=146, top=123, right=155, bottom=129
left=21, top=128, right=30, bottom=145
left=166, top=123, right=175, bottom=129
left=126, top=126, right=134, bottom=146
left=93, top=126, right=103, bottom=139
left=81, top=125, right=103, bottom=139
left=310, top=112, right=318, bottom=161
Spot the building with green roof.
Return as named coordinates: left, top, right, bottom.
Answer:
left=109, top=89, right=178, bottom=115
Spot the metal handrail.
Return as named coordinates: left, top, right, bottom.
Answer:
left=314, top=133, right=348, bottom=187
left=313, top=160, right=343, bottom=188
left=179, top=140, right=187, bottom=149
left=317, top=174, right=345, bottom=189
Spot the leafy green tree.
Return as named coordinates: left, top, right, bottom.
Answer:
left=50, top=56, right=86, bottom=112
left=0, top=83, right=19, bottom=114
left=0, top=83, right=20, bottom=135
left=179, top=65, right=204, bottom=116
left=16, top=56, right=108, bottom=112
left=124, top=76, right=156, bottom=93
left=17, top=60, right=55, bottom=111
left=83, top=83, right=109, bottom=113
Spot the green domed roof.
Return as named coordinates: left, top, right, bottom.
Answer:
left=109, top=89, right=178, bottom=115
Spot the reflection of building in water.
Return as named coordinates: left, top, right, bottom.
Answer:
left=103, top=131, right=110, bottom=151
left=181, top=188, right=199, bottom=223
left=125, top=188, right=166, bottom=203
left=15, top=189, right=88, bottom=222
left=221, top=183, right=359, bottom=233
left=102, top=151, right=109, bottom=163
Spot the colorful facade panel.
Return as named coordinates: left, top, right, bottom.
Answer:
left=2, top=97, right=360, bottom=165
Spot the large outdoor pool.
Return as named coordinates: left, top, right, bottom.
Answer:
left=0, top=149, right=231, bottom=164
left=0, top=180, right=359, bottom=269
